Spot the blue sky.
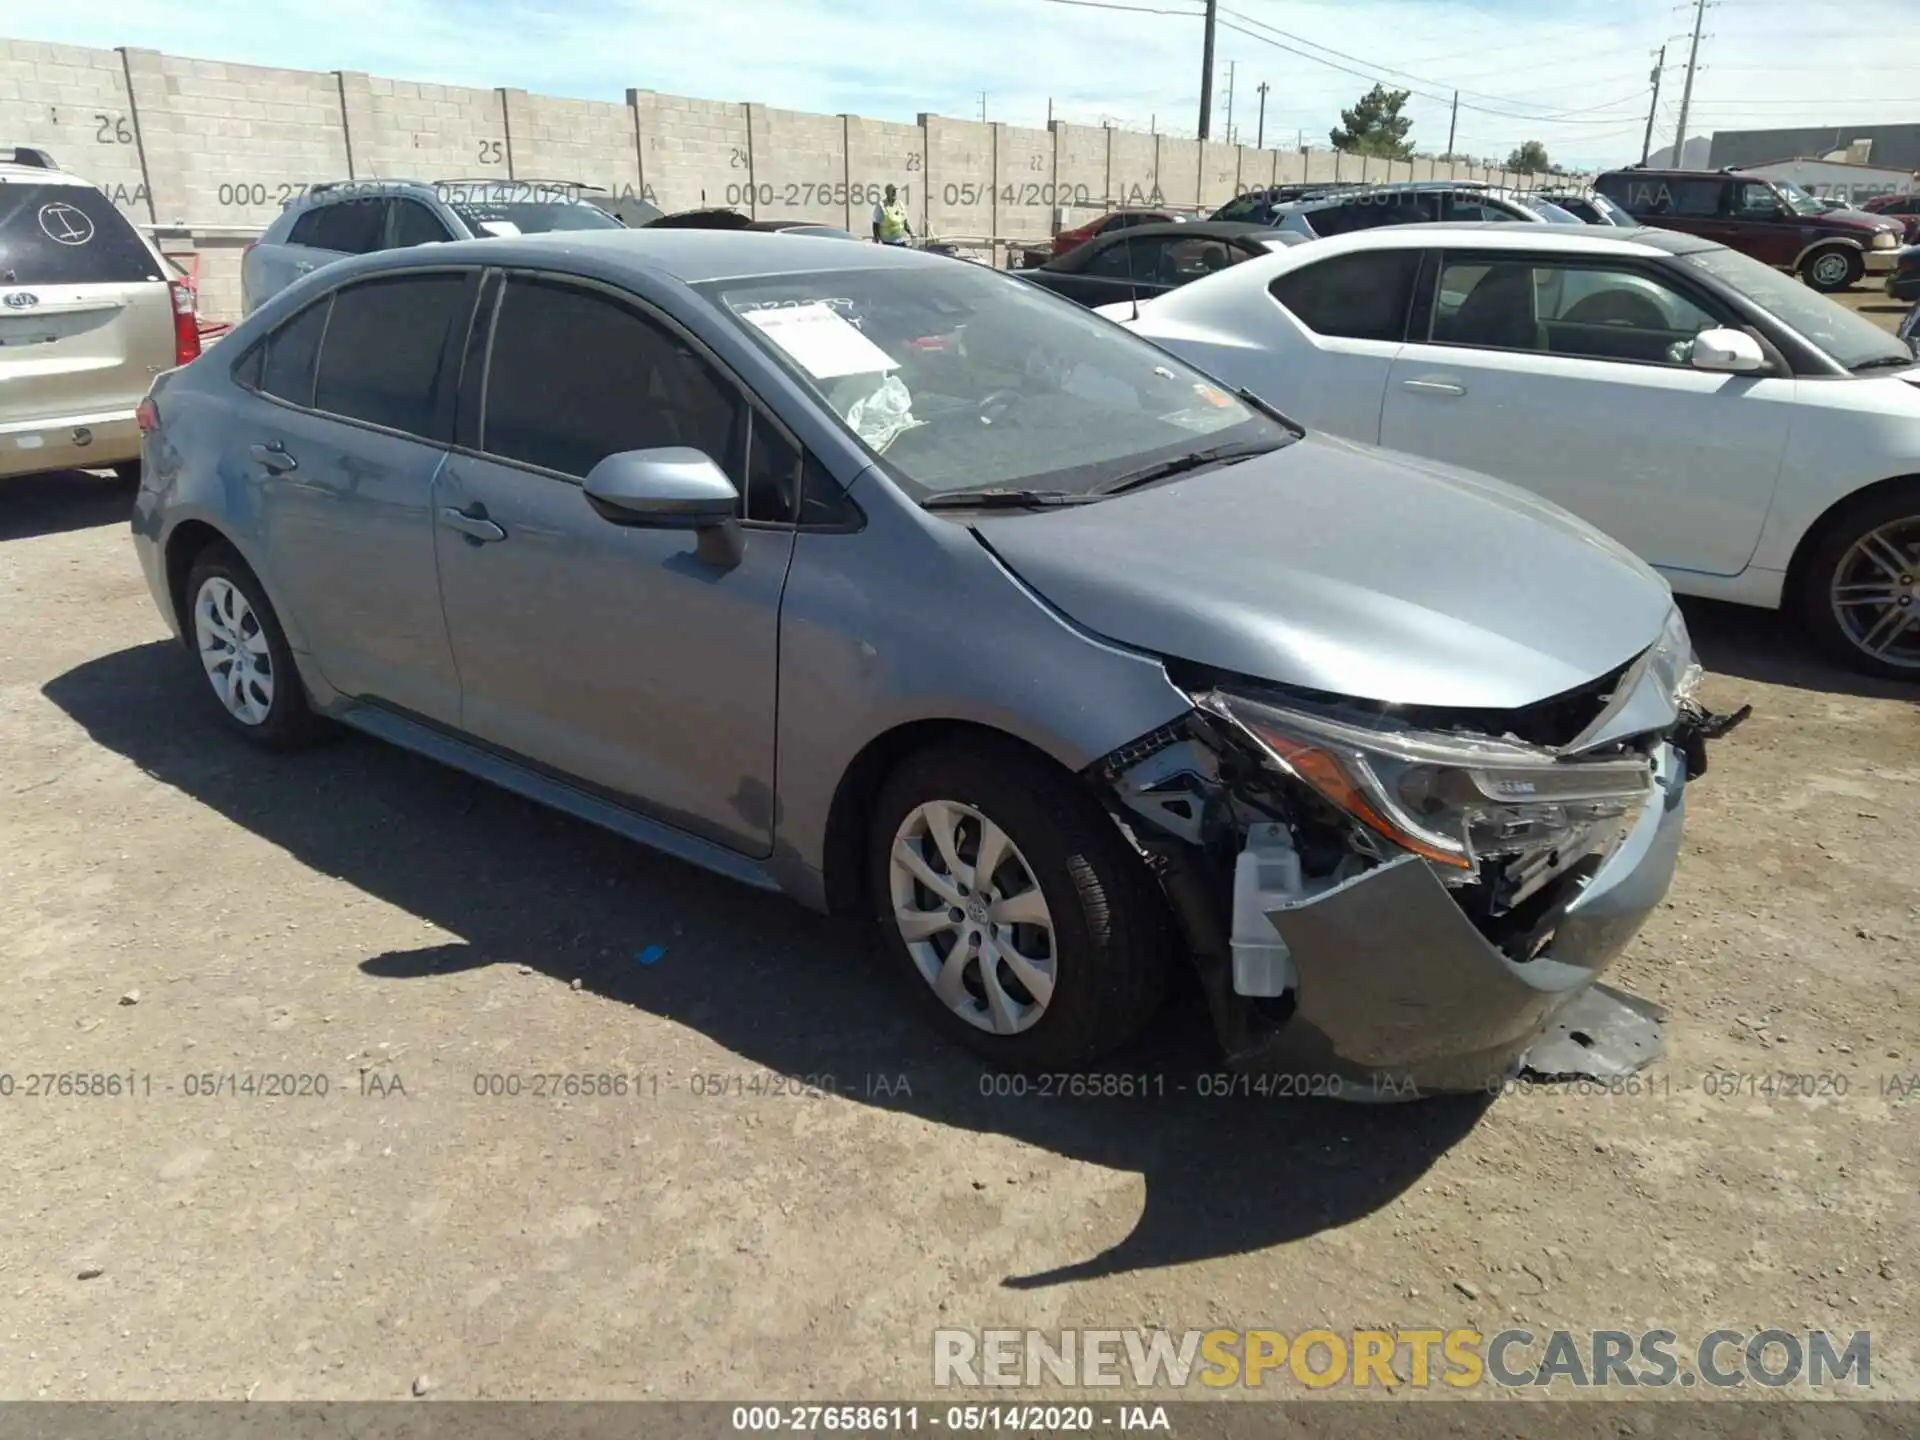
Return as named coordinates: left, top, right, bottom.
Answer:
left=13, top=0, right=1920, bottom=169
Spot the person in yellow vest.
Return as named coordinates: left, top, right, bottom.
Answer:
left=871, top=185, right=914, bottom=246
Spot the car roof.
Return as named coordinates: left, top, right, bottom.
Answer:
left=1298, top=221, right=1714, bottom=256
left=0, top=163, right=96, bottom=187
left=1093, top=220, right=1287, bottom=242
left=319, top=226, right=953, bottom=285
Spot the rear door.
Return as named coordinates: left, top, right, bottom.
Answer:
left=239, top=268, right=475, bottom=723
left=0, top=182, right=173, bottom=430
left=260, top=196, right=387, bottom=300
left=1254, top=247, right=1421, bottom=440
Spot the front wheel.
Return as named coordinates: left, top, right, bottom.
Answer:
left=1802, top=246, right=1862, bottom=293
left=1800, top=483, right=1920, bottom=678
left=867, top=741, right=1173, bottom=1071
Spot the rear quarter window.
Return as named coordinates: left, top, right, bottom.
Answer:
left=0, top=184, right=162, bottom=285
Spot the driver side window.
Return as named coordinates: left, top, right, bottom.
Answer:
left=1434, top=257, right=1721, bottom=366
left=1735, top=182, right=1782, bottom=217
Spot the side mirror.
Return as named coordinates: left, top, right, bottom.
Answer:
left=1690, top=327, right=1766, bottom=375
left=582, top=448, right=739, bottom=529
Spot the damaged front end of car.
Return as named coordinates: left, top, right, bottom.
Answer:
left=1089, top=606, right=1746, bottom=1098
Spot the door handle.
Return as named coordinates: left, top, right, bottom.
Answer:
left=248, top=441, right=298, bottom=473
left=1401, top=378, right=1467, bottom=397
left=439, top=505, right=506, bottom=544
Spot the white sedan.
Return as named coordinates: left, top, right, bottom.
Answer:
left=1103, top=223, right=1920, bottom=678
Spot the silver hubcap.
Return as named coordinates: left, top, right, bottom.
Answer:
left=193, top=576, right=275, bottom=724
left=1813, top=253, right=1849, bottom=286
left=1830, top=518, right=1920, bottom=669
left=888, top=799, right=1057, bottom=1035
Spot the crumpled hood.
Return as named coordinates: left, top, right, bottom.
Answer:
left=973, top=433, right=1672, bottom=710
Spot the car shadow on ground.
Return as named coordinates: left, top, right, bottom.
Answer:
left=1678, top=596, right=1918, bottom=702
left=45, top=641, right=1488, bottom=1288
left=0, top=469, right=135, bottom=542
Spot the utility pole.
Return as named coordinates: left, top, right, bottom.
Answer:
left=1445, top=90, right=1458, bottom=159
left=1255, top=81, right=1269, bottom=149
left=1673, top=0, right=1708, bottom=166
left=1197, top=0, right=1218, bottom=140
left=1640, top=45, right=1666, bottom=164
left=1222, top=60, right=1236, bottom=145
left=978, top=92, right=988, bottom=123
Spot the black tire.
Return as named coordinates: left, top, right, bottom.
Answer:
left=866, top=739, right=1173, bottom=1071
left=1801, top=246, right=1862, bottom=293
left=1798, top=481, right=1920, bottom=679
left=183, top=543, right=325, bottom=749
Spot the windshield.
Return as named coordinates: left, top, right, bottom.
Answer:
left=1521, top=197, right=1584, bottom=224
left=1772, top=181, right=1829, bottom=217
left=439, top=182, right=624, bottom=237
left=695, top=263, right=1291, bottom=499
left=1678, top=244, right=1912, bottom=370
left=1588, top=192, right=1633, bottom=225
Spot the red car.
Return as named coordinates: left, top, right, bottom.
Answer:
left=1050, top=208, right=1180, bottom=257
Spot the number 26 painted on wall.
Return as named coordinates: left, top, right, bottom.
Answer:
left=94, top=113, right=134, bottom=144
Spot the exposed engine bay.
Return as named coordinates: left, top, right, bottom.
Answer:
left=1086, top=617, right=1748, bottom=1099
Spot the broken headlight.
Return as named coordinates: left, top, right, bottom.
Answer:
left=1646, top=605, right=1702, bottom=708
left=1197, top=690, right=1656, bottom=878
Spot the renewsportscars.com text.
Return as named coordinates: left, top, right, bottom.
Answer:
left=932, top=1327, right=1871, bottom=1391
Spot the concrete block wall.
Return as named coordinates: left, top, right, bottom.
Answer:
left=0, top=36, right=1588, bottom=318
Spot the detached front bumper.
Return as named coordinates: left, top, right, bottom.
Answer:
left=1243, top=742, right=1685, bottom=1097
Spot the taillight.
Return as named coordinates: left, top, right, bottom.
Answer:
left=136, top=397, right=159, bottom=434
left=169, top=279, right=202, bottom=366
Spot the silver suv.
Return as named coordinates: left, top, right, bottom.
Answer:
left=1, top=147, right=199, bottom=485
left=241, top=178, right=624, bottom=314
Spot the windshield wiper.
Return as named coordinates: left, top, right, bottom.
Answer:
left=1851, top=355, right=1916, bottom=373
left=1095, top=441, right=1282, bottom=497
left=920, top=487, right=1104, bottom=510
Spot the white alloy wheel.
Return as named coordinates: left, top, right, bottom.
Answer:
left=193, top=575, right=275, bottom=725
left=887, top=799, right=1058, bottom=1035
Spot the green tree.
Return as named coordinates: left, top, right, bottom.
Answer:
left=1506, top=140, right=1551, bottom=173
left=1330, top=85, right=1415, bottom=160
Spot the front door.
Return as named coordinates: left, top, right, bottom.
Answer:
left=1380, top=252, right=1793, bottom=580
left=431, top=272, right=793, bottom=857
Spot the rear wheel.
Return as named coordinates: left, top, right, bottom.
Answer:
left=184, top=545, right=324, bottom=748
left=1802, top=246, right=1862, bottom=293
left=1800, top=482, right=1920, bottom=678
left=867, top=740, right=1172, bottom=1070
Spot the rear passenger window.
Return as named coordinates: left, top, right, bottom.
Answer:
left=388, top=199, right=450, bottom=249
left=1269, top=250, right=1420, bottom=342
left=312, top=273, right=470, bottom=439
left=255, top=299, right=330, bottom=407
left=308, top=198, right=387, bottom=255
left=481, top=276, right=744, bottom=486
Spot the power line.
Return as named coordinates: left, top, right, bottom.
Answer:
left=1213, top=17, right=1650, bottom=126
left=1214, top=8, right=1651, bottom=122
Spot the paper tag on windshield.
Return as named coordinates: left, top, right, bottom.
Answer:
left=477, top=219, right=522, bottom=237
left=744, top=302, right=898, bottom=380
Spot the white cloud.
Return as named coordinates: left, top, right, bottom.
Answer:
left=12, top=0, right=1920, bottom=169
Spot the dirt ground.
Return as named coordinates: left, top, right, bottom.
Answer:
left=1, top=293, right=1916, bottom=1408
